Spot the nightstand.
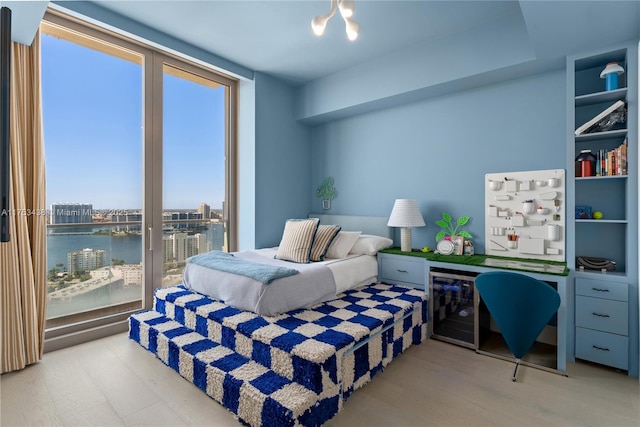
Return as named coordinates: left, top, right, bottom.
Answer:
left=377, top=252, right=427, bottom=294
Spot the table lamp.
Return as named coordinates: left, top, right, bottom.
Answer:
left=387, top=199, right=425, bottom=252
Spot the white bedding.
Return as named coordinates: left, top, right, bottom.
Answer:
left=253, top=247, right=378, bottom=293
left=182, top=247, right=378, bottom=316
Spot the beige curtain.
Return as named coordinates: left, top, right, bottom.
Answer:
left=1, top=30, right=46, bottom=374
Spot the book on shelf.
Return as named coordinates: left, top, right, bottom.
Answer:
left=595, top=138, right=627, bottom=176
left=575, top=99, right=626, bottom=135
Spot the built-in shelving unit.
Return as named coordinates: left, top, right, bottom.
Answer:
left=566, top=43, right=638, bottom=377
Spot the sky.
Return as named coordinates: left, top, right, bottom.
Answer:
left=41, top=32, right=226, bottom=211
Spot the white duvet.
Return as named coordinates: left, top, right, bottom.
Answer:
left=253, top=247, right=378, bottom=293
left=182, top=247, right=378, bottom=316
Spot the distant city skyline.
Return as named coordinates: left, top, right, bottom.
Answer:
left=41, top=31, right=226, bottom=210
left=47, top=202, right=222, bottom=226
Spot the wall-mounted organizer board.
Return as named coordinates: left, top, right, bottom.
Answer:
left=485, top=169, right=565, bottom=261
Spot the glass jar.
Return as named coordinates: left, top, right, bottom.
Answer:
left=575, top=149, right=596, bottom=177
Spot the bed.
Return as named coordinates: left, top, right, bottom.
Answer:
left=129, top=214, right=427, bottom=427
left=183, top=249, right=378, bottom=316
left=182, top=214, right=392, bottom=316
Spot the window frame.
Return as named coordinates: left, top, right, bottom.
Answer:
left=41, top=9, right=238, bottom=351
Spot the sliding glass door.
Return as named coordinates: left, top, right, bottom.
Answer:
left=41, top=20, right=145, bottom=326
left=160, top=62, right=230, bottom=287
left=40, top=11, right=237, bottom=338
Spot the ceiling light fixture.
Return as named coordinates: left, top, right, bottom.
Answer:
left=311, top=0, right=359, bottom=41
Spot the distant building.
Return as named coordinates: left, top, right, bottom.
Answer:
left=111, top=211, right=143, bottom=232
left=119, top=264, right=142, bottom=286
left=68, top=248, right=105, bottom=273
left=198, top=203, right=211, bottom=219
left=162, top=232, right=210, bottom=263
left=50, top=203, right=93, bottom=224
left=165, top=211, right=203, bottom=232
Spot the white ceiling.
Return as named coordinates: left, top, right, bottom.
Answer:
left=53, top=1, right=640, bottom=86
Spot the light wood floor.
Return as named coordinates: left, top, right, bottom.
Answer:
left=1, top=333, right=639, bottom=427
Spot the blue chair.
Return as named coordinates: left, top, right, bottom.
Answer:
left=474, top=271, right=561, bottom=381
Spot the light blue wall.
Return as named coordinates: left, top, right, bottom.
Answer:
left=310, top=69, right=566, bottom=253
left=298, top=8, right=536, bottom=124
left=254, top=73, right=312, bottom=248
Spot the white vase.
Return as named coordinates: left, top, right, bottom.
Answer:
left=322, top=200, right=331, bottom=210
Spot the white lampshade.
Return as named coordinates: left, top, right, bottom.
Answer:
left=387, top=199, right=425, bottom=227
left=387, top=199, right=425, bottom=252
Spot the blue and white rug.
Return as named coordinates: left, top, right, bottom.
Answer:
left=129, top=283, right=427, bottom=426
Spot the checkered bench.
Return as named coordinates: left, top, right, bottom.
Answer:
left=129, top=311, right=337, bottom=427
left=152, top=283, right=426, bottom=401
left=130, top=283, right=427, bottom=426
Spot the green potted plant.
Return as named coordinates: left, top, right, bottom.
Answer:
left=435, top=213, right=472, bottom=242
left=316, top=177, right=338, bottom=210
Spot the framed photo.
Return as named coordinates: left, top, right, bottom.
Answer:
left=575, top=206, right=592, bottom=219
left=451, top=236, right=464, bottom=255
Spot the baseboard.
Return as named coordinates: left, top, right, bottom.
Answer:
left=43, top=319, right=128, bottom=353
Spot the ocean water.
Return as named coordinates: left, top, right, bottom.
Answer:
left=46, top=223, right=224, bottom=271
left=46, top=223, right=224, bottom=319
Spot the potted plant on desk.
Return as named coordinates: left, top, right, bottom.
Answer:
left=435, top=213, right=472, bottom=255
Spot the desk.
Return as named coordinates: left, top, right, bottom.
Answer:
left=378, top=250, right=573, bottom=373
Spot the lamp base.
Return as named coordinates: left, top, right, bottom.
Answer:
left=400, top=228, right=412, bottom=252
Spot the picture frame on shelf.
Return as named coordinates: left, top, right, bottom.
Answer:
left=575, top=205, right=592, bottom=219
left=451, top=236, right=464, bottom=255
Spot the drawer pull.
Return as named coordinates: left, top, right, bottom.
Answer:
left=592, top=345, right=610, bottom=352
left=592, top=312, right=610, bottom=318
left=591, top=287, right=610, bottom=292
left=396, top=269, right=408, bottom=273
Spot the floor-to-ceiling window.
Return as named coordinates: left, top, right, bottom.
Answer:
left=40, top=11, right=237, bottom=341
left=160, top=62, right=231, bottom=287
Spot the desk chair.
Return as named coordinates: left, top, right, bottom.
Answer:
left=474, top=271, right=561, bottom=381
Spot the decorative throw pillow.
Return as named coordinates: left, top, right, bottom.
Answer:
left=325, top=231, right=361, bottom=259
left=275, top=218, right=320, bottom=263
left=309, top=224, right=342, bottom=262
left=349, top=234, right=394, bottom=255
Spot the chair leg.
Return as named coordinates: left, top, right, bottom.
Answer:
left=512, top=359, right=521, bottom=382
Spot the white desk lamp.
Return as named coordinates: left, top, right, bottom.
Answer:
left=387, top=199, right=425, bottom=252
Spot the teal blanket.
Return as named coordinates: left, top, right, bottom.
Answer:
left=186, top=251, right=298, bottom=284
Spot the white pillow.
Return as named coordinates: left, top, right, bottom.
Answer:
left=325, top=231, right=361, bottom=259
left=349, top=234, right=393, bottom=255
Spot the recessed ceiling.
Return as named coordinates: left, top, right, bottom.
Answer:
left=86, top=0, right=522, bottom=85
left=53, top=1, right=640, bottom=87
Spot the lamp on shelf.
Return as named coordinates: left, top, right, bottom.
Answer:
left=387, top=199, right=425, bottom=252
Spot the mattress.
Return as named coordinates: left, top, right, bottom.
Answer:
left=182, top=247, right=378, bottom=316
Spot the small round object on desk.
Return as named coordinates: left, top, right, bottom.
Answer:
left=436, top=239, right=455, bottom=255
left=592, top=211, right=603, bottom=219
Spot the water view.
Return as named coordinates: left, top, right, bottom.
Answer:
left=46, top=220, right=225, bottom=319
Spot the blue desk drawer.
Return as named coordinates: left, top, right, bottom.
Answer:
left=576, top=295, right=628, bottom=335
left=378, top=254, right=425, bottom=287
left=576, top=278, right=628, bottom=302
left=576, top=327, right=628, bottom=370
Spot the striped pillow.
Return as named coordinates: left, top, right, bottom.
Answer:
left=275, top=218, right=320, bottom=263
left=309, top=224, right=342, bottom=262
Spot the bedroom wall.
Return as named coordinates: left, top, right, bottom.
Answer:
left=310, top=69, right=566, bottom=254
left=254, top=72, right=312, bottom=249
